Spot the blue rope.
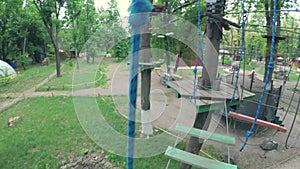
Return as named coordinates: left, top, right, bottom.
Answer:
left=231, top=0, right=245, bottom=102
left=240, top=0, right=277, bottom=152
left=193, top=0, right=203, bottom=103
left=127, top=1, right=153, bottom=168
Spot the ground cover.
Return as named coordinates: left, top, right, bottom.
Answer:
left=0, top=64, right=55, bottom=93
left=0, top=96, right=223, bottom=168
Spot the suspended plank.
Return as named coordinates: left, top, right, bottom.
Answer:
left=175, top=124, right=235, bottom=145
left=228, top=112, right=287, bottom=132
left=165, top=146, right=237, bottom=169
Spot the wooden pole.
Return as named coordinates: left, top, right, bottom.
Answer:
left=140, top=0, right=154, bottom=136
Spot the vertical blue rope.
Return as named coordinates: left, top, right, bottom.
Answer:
left=127, top=0, right=153, bottom=168
left=231, top=0, right=245, bottom=102
left=193, top=0, right=202, bottom=103
left=240, top=0, right=277, bottom=152
left=127, top=31, right=141, bottom=169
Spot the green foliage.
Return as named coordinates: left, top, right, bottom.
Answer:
left=113, top=38, right=130, bottom=60
left=16, top=53, right=30, bottom=70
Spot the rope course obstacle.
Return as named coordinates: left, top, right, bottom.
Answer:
left=164, top=0, right=237, bottom=168
left=228, top=0, right=288, bottom=152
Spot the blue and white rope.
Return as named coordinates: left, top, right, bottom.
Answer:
left=240, top=0, right=277, bottom=152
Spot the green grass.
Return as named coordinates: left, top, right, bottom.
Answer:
left=0, top=96, right=98, bottom=168
left=0, top=64, right=55, bottom=93
left=37, top=61, right=108, bottom=91
left=288, top=72, right=299, bottom=81
left=240, top=62, right=258, bottom=71
left=257, top=65, right=299, bottom=82
left=0, top=96, right=224, bottom=168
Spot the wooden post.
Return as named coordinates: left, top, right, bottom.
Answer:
left=250, top=69, right=255, bottom=91
left=231, top=71, right=235, bottom=85
left=140, top=0, right=154, bottom=136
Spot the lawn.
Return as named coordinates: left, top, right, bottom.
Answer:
left=257, top=65, right=299, bottom=82
left=0, top=96, right=175, bottom=168
left=0, top=64, right=55, bottom=93
left=37, top=61, right=108, bottom=91
left=0, top=96, right=224, bottom=169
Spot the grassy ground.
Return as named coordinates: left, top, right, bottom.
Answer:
left=0, top=96, right=224, bottom=169
left=0, top=64, right=55, bottom=93
left=257, top=65, right=300, bottom=82
left=37, top=61, right=108, bottom=91
left=241, top=62, right=258, bottom=71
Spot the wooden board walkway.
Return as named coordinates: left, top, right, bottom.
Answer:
left=166, top=80, right=255, bottom=113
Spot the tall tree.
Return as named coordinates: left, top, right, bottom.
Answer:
left=263, top=0, right=282, bottom=81
left=65, top=0, right=84, bottom=67
left=33, top=0, right=65, bottom=77
left=0, top=0, right=23, bottom=61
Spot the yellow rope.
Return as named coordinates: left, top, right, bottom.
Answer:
left=155, top=126, right=221, bottom=162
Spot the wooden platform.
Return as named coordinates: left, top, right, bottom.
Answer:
left=166, top=80, right=255, bottom=113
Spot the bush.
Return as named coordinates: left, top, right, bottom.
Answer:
left=16, top=53, right=30, bottom=70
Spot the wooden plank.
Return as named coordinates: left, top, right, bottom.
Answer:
left=220, top=82, right=238, bottom=100
left=181, top=80, right=229, bottom=100
left=175, top=124, right=235, bottom=145
left=229, top=112, right=287, bottom=132
left=165, top=146, right=237, bottom=169
left=167, top=81, right=191, bottom=98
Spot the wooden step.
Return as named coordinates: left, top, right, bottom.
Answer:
left=175, top=124, right=235, bottom=145
left=165, top=146, right=237, bottom=169
left=229, top=112, right=287, bottom=132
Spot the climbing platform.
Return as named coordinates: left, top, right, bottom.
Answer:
left=167, top=80, right=254, bottom=100
left=175, top=124, right=235, bottom=145
left=165, top=146, right=237, bottom=169
left=166, top=80, right=255, bottom=113
left=228, top=112, right=287, bottom=132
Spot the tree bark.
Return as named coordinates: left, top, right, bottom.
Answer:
left=55, top=18, right=61, bottom=77
left=33, top=0, right=61, bottom=77
left=201, top=19, right=221, bottom=88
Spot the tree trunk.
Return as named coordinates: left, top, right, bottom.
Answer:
left=55, top=23, right=61, bottom=77
left=201, top=19, right=221, bottom=88
left=173, top=45, right=182, bottom=73
left=264, top=0, right=281, bottom=82
left=23, top=34, right=27, bottom=54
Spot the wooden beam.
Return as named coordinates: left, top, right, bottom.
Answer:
left=165, top=146, right=237, bottom=169
left=175, top=124, right=235, bottom=145
left=228, top=112, right=287, bottom=132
